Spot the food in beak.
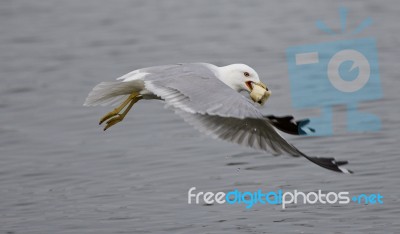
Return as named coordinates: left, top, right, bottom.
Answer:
left=250, top=83, right=271, bottom=105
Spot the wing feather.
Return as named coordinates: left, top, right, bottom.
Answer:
left=140, top=63, right=352, bottom=173
left=174, top=110, right=352, bottom=173
left=144, top=64, right=263, bottom=119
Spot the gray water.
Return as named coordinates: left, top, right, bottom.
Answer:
left=1, top=0, right=400, bottom=233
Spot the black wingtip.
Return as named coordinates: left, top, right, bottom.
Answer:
left=264, top=115, right=352, bottom=173
left=265, top=115, right=314, bottom=135
left=302, top=155, right=353, bottom=174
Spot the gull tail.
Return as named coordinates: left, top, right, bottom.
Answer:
left=84, top=81, right=143, bottom=106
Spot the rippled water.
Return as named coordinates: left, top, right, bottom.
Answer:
left=1, top=0, right=400, bottom=233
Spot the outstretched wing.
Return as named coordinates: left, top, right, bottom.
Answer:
left=143, top=63, right=351, bottom=173
left=174, top=110, right=351, bottom=173
left=144, top=63, right=263, bottom=119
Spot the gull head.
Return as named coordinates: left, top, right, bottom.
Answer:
left=218, top=64, right=271, bottom=105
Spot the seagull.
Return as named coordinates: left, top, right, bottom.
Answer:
left=84, top=63, right=352, bottom=173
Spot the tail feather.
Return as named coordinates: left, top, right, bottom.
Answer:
left=84, top=81, right=143, bottom=106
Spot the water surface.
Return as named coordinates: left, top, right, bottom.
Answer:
left=1, top=0, right=399, bottom=233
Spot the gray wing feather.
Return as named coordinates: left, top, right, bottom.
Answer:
left=143, top=63, right=296, bottom=156
left=175, top=109, right=302, bottom=156
left=174, top=109, right=353, bottom=174
left=130, top=63, right=351, bottom=173
left=144, top=63, right=263, bottom=119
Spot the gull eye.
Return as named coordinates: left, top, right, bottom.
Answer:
left=244, top=72, right=250, bottom=77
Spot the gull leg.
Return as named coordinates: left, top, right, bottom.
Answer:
left=99, top=92, right=139, bottom=125
left=103, top=95, right=142, bottom=131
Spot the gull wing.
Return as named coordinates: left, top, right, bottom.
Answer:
left=144, top=63, right=351, bottom=173
left=144, top=63, right=262, bottom=119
